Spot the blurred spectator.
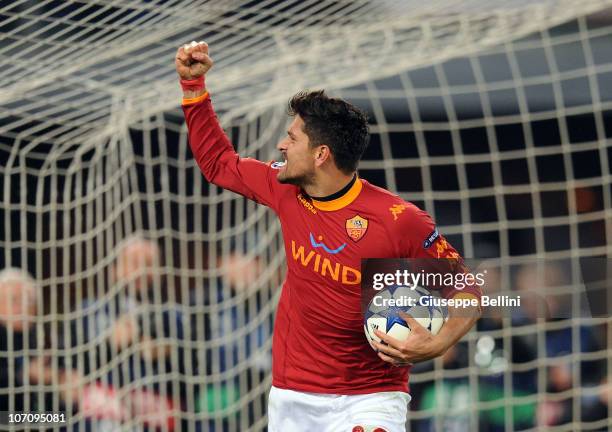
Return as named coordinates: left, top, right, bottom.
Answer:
left=218, top=251, right=271, bottom=371
left=416, top=344, right=472, bottom=432
left=581, top=375, right=611, bottom=429
left=473, top=261, right=539, bottom=431
left=0, top=268, right=82, bottom=421
left=191, top=250, right=273, bottom=430
left=505, top=262, right=602, bottom=429
left=413, top=259, right=607, bottom=432
left=0, top=268, right=40, bottom=413
left=475, top=261, right=537, bottom=373
left=0, top=268, right=38, bottom=332
left=60, top=235, right=188, bottom=430
left=66, top=234, right=165, bottom=358
left=112, top=234, right=161, bottom=300
left=514, top=262, right=568, bottom=323
left=537, top=361, right=573, bottom=427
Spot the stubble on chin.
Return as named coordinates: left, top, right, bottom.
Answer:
left=277, top=171, right=315, bottom=188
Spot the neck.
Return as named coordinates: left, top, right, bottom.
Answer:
left=303, top=171, right=356, bottom=199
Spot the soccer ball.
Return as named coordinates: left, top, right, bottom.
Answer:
left=364, top=285, right=447, bottom=351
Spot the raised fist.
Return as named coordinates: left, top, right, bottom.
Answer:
left=175, top=41, right=213, bottom=80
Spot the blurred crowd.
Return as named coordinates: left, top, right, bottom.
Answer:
left=409, top=260, right=611, bottom=431
left=0, top=236, right=609, bottom=431
left=0, top=235, right=274, bottom=431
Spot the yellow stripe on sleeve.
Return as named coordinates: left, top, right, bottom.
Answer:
left=182, top=91, right=209, bottom=106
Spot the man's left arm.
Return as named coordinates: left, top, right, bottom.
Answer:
left=374, top=302, right=480, bottom=365
left=373, top=202, right=481, bottom=365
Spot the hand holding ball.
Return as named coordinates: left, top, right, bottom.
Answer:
left=364, top=285, right=447, bottom=352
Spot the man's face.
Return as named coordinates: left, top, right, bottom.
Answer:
left=276, top=116, right=316, bottom=187
left=0, top=280, right=37, bottom=332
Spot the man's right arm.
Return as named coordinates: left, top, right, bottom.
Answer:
left=176, top=42, right=282, bottom=210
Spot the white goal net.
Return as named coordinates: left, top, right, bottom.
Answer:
left=1, top=1, right=612, bottom=431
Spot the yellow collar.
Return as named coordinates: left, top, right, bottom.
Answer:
left=311, top=178, right=363, bottom=211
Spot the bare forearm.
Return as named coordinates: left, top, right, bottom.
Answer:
left=374, top=304, right=480, bottom=365
left=433, top=305, right=480, bottom=355
left=183, top=88, right=207, bottom=100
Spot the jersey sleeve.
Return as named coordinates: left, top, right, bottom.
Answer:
left=182, top=95, right=283, bottom=212
left=396, top=202, right=482, bottom=301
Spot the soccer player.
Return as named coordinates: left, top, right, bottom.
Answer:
left=176, top=41, right=481, bottom=432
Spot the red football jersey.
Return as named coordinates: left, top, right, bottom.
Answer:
left=183, top=95, right=481, bottom=394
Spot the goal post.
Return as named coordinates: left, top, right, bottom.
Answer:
left=1, top=1, right=612, bottom=431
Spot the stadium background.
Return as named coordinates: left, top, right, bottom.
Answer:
left=1, top=1, right=611, bottom=431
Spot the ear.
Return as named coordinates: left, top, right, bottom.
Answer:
left=313, top=145, right=331, bottom=167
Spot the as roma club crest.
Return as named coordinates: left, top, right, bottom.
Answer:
left=345, top=215, right=368, bottom=242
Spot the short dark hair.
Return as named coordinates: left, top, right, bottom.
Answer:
left=288, top=90, right=369, bottom=174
